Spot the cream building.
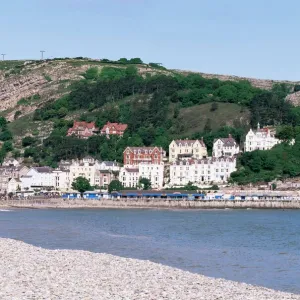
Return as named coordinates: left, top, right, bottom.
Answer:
left=245, top=124, right=280, bottom=152
left=213, top=134, right=240, bottom=158
left=69, top=157, right=100, bottom=187
left=169, top=139, right=207, bottom=162
left=170, top=157, right=236, bottom=186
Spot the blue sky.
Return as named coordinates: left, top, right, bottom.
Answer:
left=1, top=0, right=299, bottom=80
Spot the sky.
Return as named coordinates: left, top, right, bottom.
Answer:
left=0, top=0, right=299, bottom=80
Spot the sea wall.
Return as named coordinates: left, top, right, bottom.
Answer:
left=2, top=198, right=300, bottom=209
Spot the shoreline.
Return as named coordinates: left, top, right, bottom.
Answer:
left=0, top=238, right=299, bottom=300
left=1, top=198, right=300, bottom=210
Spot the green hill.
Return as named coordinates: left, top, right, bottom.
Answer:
left=0, top=57, right=299, bottom=171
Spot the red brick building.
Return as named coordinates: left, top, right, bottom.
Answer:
left=100, top=122, right=128, bottom=137
left=123, top=147, right=166, bottom=166
left=67, top=121, right=99, bottom=139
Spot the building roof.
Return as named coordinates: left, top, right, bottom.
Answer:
left=172, top=157, right=236, bottom=165
left=214, top=135, right=238, bottom=147
left=101, top=122, right=128, bottom=132
left=72, top=121, right=97, bottom=130
left=102, top=161, right=119, bottom=166
left=124, top=168, right=139, bottom=173
left=33, top=167, right=53, bottom=173
left=124, top=146, right=164, bottom=154
left=173, top=139, right=206, bottom=148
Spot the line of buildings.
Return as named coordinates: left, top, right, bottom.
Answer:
left=0, top=123, right=286, bottom=195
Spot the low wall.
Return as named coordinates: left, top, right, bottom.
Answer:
left=1, top=198, right=300, bottom=209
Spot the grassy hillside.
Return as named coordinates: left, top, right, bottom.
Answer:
left=177, top=103, right=249, bottom=136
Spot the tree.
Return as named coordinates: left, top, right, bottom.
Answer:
left=22, top=136, right=37, bottom=147
left=204, top=118, right=212, bottom=132
left=129, top=58, right=143, bottom=64
left=118, top=58, right=128, bottom=64
left=210, top=102, right=218, bottom=112
left=72, top=176, right=92, bottom=197
left=108, top=180, right=123, bottom=193
left=0, top=130, right=12, bottom=141
left=0, top=117, right=7, bottom=127
left=276, top=126, right=294, bottom=142
left=57, top=107, right=68, bottom=118
left=185, top=181, right=198, bottom=190
left=83, top=67, right=98, bottom=80
left=294, top=85, right=300, bottom=92
left=3, top=141, right=13, bottom=152
left=139, top=177, right=151, bottom=190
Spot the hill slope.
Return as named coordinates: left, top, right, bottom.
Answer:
left=1, top=58, right=300, bottom=123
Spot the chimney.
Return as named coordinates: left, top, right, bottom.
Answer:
left=228, top=134, right=232, bottom=138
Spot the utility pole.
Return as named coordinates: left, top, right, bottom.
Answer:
left=1, top=54, right=6, bottom=61
left=40, top=50, right=45, bottom=60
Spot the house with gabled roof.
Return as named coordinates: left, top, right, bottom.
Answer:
left=213, top=134, right=240, bottom=158
left=169, top=139, right=207, bottom=162
left=100, top=122, right=128, bottom=137
left=67, top=121, right=99, bottom=139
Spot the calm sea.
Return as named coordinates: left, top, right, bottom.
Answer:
left=0, top=208, right=299, bottom=293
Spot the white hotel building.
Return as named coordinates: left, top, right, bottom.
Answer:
left=245, top=124, right=280, bottom=152
left=119, top=163, right=165, bottom=189
left=169, top=157, right=236, bottom=186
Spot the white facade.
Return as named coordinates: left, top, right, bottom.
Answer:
left=99, top=161, right=121, bottom=172
left=119, top=167, right=139, bottom=188
left=213, top=135, right=240, bottom=158
left=120, top=163, right=165, bottom=189
left=69, top=157, right=100, bottom=187
left=25, top=167, right=55, bottom=189
left=2, top=159, right=20, bottom=167
left=245, top=124, right=280, bottom=152
left=170, top=158, right=236, bottom=186
left=53, top=169, right=70, bottom=191
left=7, top=178, right=22, bottom=194
left=138, top=163, right=164, bottom=189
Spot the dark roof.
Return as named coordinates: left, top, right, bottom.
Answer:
left=213, top=137, right=237, bottom=147
left=34, top=167, right=53, bottom=173
left=173, top=139, right=206, bottom=148
left=125, top=168, right=139, bottom=173
left=102, top=161, right=119, bottom=166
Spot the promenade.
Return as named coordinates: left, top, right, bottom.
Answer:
left=2, top=197, right=300, bottom=209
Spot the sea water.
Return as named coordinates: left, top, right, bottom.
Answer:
left=0, top=208, right=299, bottom=293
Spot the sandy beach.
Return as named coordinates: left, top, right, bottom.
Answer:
left=0, top=238, right=299, bottom=300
